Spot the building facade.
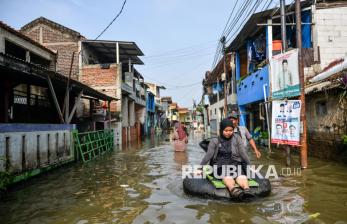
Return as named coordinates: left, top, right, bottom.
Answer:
left=202, top=1, right=347, bottom=159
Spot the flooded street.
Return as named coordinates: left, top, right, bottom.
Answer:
left=1, top=132, right=347, bottom=224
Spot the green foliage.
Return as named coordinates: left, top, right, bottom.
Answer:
left=342, top=135, right=347, bottom=145
left=261, top=131, right=269, bottom=139
left=0, top=157, right=11, bottom=190
left=196, top=105, right=204, bottom=114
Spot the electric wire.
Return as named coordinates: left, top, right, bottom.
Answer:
left=143, top=40, right=218, bottom=59
left=211, top=0, right=252, bottom=70
left=226, top=0, right=265, bottom=44
left=95, top=0, right=127, bottom=40
left=220, top=0, right=240, bottom=37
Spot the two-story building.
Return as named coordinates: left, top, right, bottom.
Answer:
left=145, top=82, right=166, bottom=133
left=203, top=0, right=347, bottom=146
left=20, top=17, right=147, bottom=146
left=0, top=21, right=114, bottom=183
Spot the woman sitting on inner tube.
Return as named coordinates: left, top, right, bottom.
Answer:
left=198, top=118, right=255, bottom=200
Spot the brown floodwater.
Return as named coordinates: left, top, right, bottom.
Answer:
left=0, top=131, right=347, bottom=224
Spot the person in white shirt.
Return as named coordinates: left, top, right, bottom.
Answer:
left=277, top=59, right=293, bottom=91
left=288, top=125, right=297, bottom=141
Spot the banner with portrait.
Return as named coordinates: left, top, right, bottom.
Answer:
left=271, top=100, right=301, bottom=146
left=270, top=49, right=300, bottom=99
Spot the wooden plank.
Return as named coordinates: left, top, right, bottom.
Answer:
left=47, top=75, right=64, bottom=123
left=67, top=90, right=83, bottom=124
left=63, top=52, right=75, bottom=121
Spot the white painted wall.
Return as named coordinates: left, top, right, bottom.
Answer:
left=208, top=96, right=228, bottom=136
left=0, top=129, right=73, bottom=173
left=315, top=6, right=347, bottom=67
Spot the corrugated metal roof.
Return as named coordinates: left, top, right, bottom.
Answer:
left=82, top=40, right=144, bottom=65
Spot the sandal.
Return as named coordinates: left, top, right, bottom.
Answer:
left=240, top=188, right=255, bottom=201
left=229, top=187, right=244, bottom=200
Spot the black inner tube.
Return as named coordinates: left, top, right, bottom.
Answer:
left=183, top=139, right=272, bottom=201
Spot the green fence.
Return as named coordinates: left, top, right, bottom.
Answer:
left=73, top=129, right=114, bottom=162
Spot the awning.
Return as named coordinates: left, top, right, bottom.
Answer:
left=82, top=40, right=144, bottom=65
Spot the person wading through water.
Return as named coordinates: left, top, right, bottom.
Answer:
left=173, top=121, right=188, bottom=143
left=198, top=118, right=255, bottom=200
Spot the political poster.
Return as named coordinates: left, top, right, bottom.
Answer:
left=270, top=49, right=300, bottom=99
left=271, top=100, right=301, bottom=146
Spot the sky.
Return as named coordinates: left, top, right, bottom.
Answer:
left=0, top=0, right=267, bottom=108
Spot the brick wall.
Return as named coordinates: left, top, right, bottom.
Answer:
left=315, top=7, right=347, bottom=67
left=25, top=27, right=39, bottom=42
left=81, top=64, right=118, bottom=86
left=21, top=24, right=80, bottom=79
left=81, top=64, right=120, bottom=112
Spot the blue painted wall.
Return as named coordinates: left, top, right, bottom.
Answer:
left=0, top=123, right=75, bottom=133
left=236, top=65, right=269, bottom=106
left=146, top=92, right=155, bottom=113
left=236, top=52, right=241, bottom=81
left=302, top=10, right=312, bottom=48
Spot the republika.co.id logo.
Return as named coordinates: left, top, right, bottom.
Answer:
left=182, top=165, right=302, bottom=179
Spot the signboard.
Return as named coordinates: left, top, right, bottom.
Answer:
left=270, top=49, right=300, bottom=99
left=271, top=100, right=301, bottom=146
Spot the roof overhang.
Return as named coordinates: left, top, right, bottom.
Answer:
left=0, top=53, right=117, bottom=101
left=82, top=40, right=144, bottom=65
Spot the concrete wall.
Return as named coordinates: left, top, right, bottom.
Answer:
left=315, top=6, right=347, bottom=68
left=0, top=124, right=75, bottom=174
left=112, top=122, right=122, bottom=147
left=122, top=97, right=129, bottom=127
left=129, top=100, right=135, bottom=127
left=306, top=89, right=347, bottom=162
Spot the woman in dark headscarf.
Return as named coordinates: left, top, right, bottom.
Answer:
left=200, top=118, right=254, bottom=199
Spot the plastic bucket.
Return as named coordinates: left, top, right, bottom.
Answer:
left=272, top=40, right=282, bottom=51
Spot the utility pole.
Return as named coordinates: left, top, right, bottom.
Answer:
left=221, top=36, right=228, bottom=117
left=280, top=0, right=291, bottom=166
left=280, top=0, right=287, bottom=51
left=296, top=0, right=308, bottom=168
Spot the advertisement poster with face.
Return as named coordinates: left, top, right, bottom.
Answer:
left=271, top=100, right=301, bottom=146
left=270, top=49, right=300, bottom=99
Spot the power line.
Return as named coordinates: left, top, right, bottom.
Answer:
left=95, top=0, right=127, bottom=40
left=211, top=0, right=251, bottom=70
left=143, top=40, right=218, bottom=59
left=226, top=0, right=265, bottom=43
left=144, top=45, right=215, bottom=62
left=141, top=60, right=208, bottom=88
left=221, top=0, right=240, bottom=37
left=224, top=0, right=252, bottom=39
left=141, top=52, right=213, bottom=71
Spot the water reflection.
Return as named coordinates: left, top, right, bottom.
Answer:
left=0, top=132, right=347, bottom=223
